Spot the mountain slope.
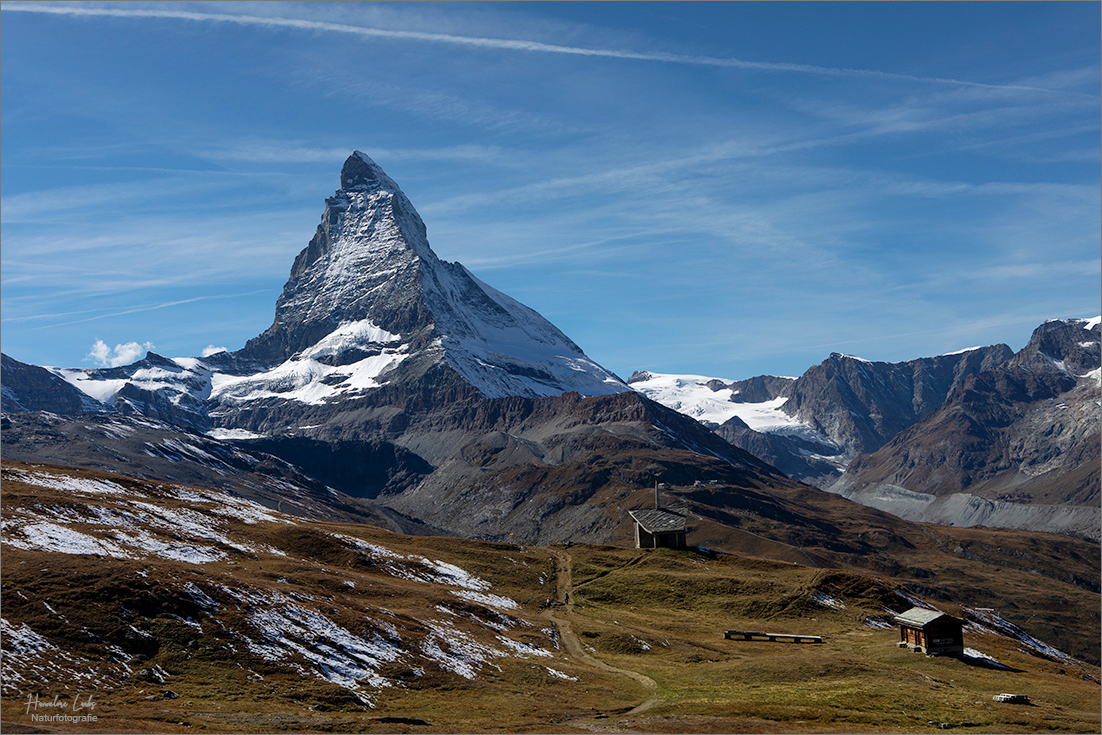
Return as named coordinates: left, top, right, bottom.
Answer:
left=375, top=389, right=788, bottom=545
left=1, top=353, right=113, bottom=415
left=780, top=344, right=1015, bottom=459
left=0, top=461, right=610, bottom=718
left=2, top=461, right=1098, bottom=733
left=830, top=317, right=1101, bottom=539
left=0, top=412, right=432, bottom=535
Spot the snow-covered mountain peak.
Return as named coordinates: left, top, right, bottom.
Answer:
left=342, top=150, right=399, bottom=191
left=239, top=153, right=438, bottom=363
left=236, top=151, right=628, bottom=400
left=333, top=150, right=432, bottom=259
left=12, top=152, right=629, bottom=426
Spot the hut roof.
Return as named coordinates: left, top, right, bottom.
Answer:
left=893, top=607, right=956, bottom=628
left=629, top=508, right=686, bottom=534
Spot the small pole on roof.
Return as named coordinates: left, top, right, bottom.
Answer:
left=655, top=481, right=660, bottom=510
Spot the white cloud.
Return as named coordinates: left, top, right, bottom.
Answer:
left=87, top=339, right=153, bottom=367
left=201, top=345, right=228, bottom=357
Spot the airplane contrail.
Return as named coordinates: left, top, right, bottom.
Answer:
left=1, top=3, right=1061, bottom=94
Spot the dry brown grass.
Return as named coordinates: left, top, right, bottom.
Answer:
left=2, top=461, right=1099, bottom=733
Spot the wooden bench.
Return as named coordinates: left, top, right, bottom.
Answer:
left=724, top=629, right=822, bottom=644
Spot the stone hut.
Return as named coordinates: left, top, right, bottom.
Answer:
left=893, top=607, right=964, bottom=656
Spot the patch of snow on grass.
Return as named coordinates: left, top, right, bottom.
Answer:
left=420, top=620, right=503, bottom=680
left=332, top=536, right=515, bottom=607
left=863, top=617, right=894, bottom=630
left=417, top=557, right=492, bottom=591
left=223, top=586, right=404, bottom=705
left=206, top=428, right=265, bottom=440
left=3, top=522, right=134, bottom=558
left=100, top=421, right=136, bottom=439
left=160, top=438, right=220, bottom=463
left=894, top=588, right=936, bottom=610
left=3, top=486, right=289, bottom=563
left=0, top=617, right=121, bottom=695
left=330, top=533, right=402, bottom=559
left=128, top=501, right=268, bottom=555
left=963, top=648, right=1011, bottom=670
left=111, top=529, right=227, bottom=564
left=1, top=618, right=57, bottom=654
left=494, top=635, right=552, bottom=658
left=449, top=589, right=519, bottom=611
left=965, top=607, right=1078, bottom=664
left=5, top=469, right=128, bottom=495
left=546, top=667, right=578, bottom=681
left=210, top=496, right=292, bottom=526
left=809, top=591, right=846, bottom=610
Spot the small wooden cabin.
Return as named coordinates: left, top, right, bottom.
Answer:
left=628, top=508, right=687, bottom=548
left=893, top=607, right=964, bottom=656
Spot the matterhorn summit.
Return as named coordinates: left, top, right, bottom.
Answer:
left=23, top=152, right=628, bottom=430
left=240, top=151, right=438, bottom=362
left=239, top=151, right=627, bottom=400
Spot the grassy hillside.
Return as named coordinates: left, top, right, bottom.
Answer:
left=1, top=461, right=1098, bottom=733
left=564, top=545, right=1100, bottom=733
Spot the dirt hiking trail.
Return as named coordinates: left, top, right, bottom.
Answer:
left=541, top=549, right=663, bottom=724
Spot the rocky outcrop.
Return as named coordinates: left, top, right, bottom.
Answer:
left=725, top=374, right=795, bottom=403
left=780, top=345, right=1014, bottom=458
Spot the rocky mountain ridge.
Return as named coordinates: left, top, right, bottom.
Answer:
left=829, top=317, right=1100, bottom=539
left=632, top=318, right=1098, bottom=539
left=630, top=342, right=1016, bottom=486
left=782, top=343, right=1016, bottom=458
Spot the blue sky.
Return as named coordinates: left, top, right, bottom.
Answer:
left=2, top=2, right=1099, bottom=380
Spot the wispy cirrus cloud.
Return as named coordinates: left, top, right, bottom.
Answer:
left=190, top=140, right=513, bottom=166
left=3, top=2, right=1096, bottom=378
left=1, top=3, right=1070, bottom=95
left=3, top=291, right=272, bottom=330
